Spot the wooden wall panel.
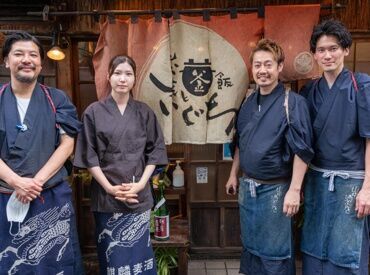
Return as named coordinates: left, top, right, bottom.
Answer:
left=74, top=175, right=97, bottom=254
left=191, top=208, right=220, bottom=247
left=40, top=55, right=57, bottom=77
left=104, top=0, right=325, bottom=10
left=79, top=83, right=99, bottom=113
left=0, top=22, right=52, bottom=33
left=356, top=41, right=370, bottom=74
left=166, top=143, right=186, bottom=160
left=0, top=1, right=368, bottom=35
left=63, top=0, right=370, bottom=34
left=101, top=0, right=369, bottom=31
left=190, top=163, right=217, bottom=202
left=67, top=0, right=103, bottom=34
left=336, top=0, right=370, bottom=31
left=78, top=204, right=97, bottom=254
left=223, top=207, right=241, bottom=247
left=57, top=47, right=73, bottom=98
left=190, top=144, right=217, bottom=161
left=217, top=162, right=235, bottom=202
left=357, top=42, right=370, bottom=60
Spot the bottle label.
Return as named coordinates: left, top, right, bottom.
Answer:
left=154, top=215, right=169, bottom=239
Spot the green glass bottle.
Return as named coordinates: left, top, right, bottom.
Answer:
left=154, top=181, right=170, bottom=241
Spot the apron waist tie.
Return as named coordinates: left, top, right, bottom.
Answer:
left=309, top=164, right=365, bottom=192
left=244, top=178, right=261, bottom=198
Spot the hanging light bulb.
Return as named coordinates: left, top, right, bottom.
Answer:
left=47, top=29, right=66, bottom=61
left=47, top=45, right=65, bottom=61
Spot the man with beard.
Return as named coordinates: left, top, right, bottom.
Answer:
left=300, top=19, right=370, bottom=275
left=0, top=31, right=84, bottom=274
left=226, top=39, right=314, bottom=275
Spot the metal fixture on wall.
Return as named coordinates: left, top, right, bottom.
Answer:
left=47, top=24, right=68, bottom=61
left=27, top=4, right=346, bottom=21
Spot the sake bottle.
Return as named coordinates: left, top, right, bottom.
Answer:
left=154, top=181, right=170, bottom=240
left=172, top=160, right=184, bottom=188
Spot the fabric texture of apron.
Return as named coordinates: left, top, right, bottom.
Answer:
left=238, top=177, right=292, bottom=260
left=0, top=181, right=82, bottom=275
left=301, top=168, right=366, bottom=269
left=94, top=209, right=156, bottom=275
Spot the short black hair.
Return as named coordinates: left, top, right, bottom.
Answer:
left=310, top=19, right=352, bottom=53
left=2, top=31, right=44, bottom=60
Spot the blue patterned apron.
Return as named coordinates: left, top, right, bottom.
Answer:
left=94, top=210, right=156, bottom=275
left=0, top=181, right=83, bottom=275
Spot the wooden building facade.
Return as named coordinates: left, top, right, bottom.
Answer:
left=0, top=0, right=369, bottom=262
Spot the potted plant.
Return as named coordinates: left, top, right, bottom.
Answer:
left=154, top=247, right=178, bottom=275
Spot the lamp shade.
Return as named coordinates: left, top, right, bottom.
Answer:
left=47, top=46, right=65, bottom=61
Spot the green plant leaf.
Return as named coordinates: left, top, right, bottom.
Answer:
left=154, top=247, right=178, bottom=275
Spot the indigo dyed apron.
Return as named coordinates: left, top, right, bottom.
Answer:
left=238, top=177, right=292, bottom=259
left=94, top=210, right=156, bottom=275
left=301, top=167, right=366, bottom=269
left=0, top=181, right=82, bottom=275
left=238, top=177, right=295, bottom=275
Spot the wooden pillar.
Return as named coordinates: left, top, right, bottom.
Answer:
left=56, top=46, right=73, bottom=98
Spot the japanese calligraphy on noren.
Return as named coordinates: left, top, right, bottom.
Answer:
left=149, top=56, right=237, bottom=128
left=137, top=20, right=249, bottom=144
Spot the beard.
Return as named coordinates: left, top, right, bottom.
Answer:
left=14, top=65, right=38, bottom=84
left=14, top=72, right=38, bottom=84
